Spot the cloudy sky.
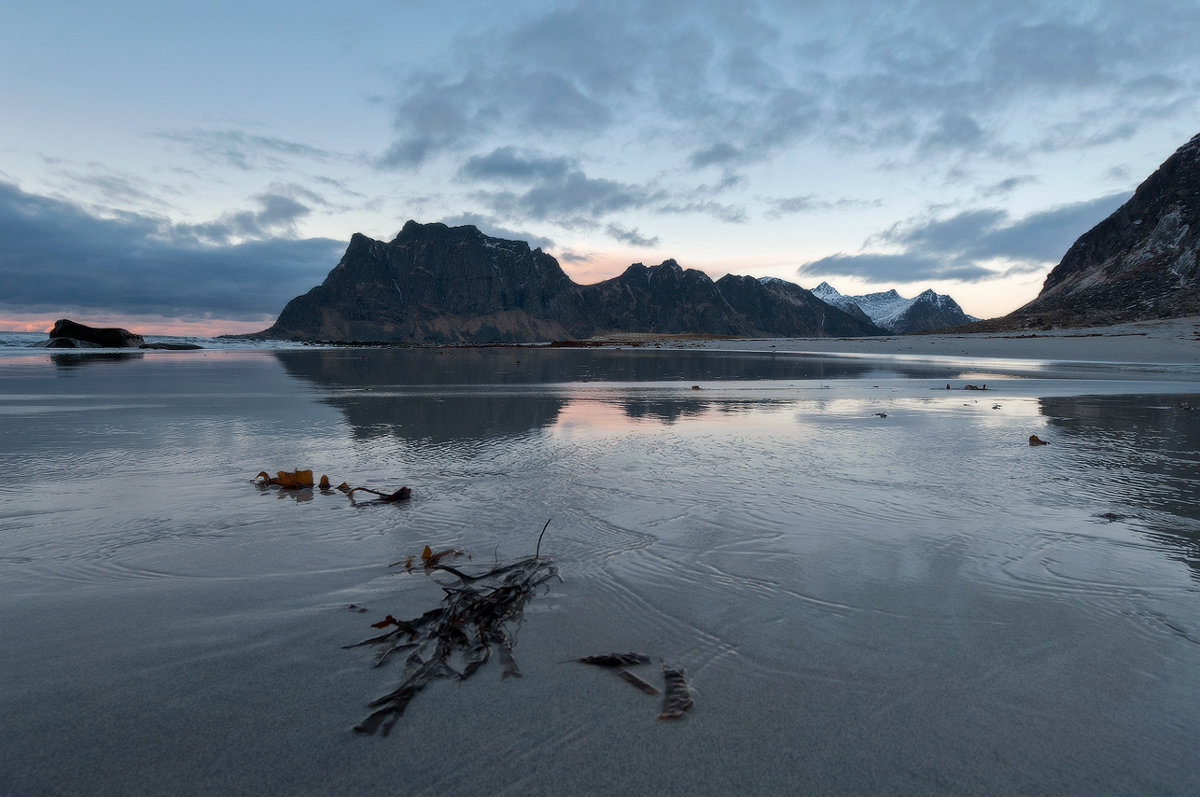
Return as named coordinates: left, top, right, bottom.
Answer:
left=2, top=0, right=1197, bottom=334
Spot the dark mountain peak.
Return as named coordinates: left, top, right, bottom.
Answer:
left=616, top=259, right=707, bottom=285
left=1002, top=129, right=1200, bottom=327
left=715, top=273, right=884, bottom=337
left=392, top=219, right=475, bottom=243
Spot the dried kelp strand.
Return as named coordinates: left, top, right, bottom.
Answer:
left=657, top=662, right=694, bottom=720
left=577, top=652, right=651, bottom=668
left=350, top=552, right=557, bottom=733
left=347, top=485, right=412, bottom=503
left=618, top=668, right=659, bottom=695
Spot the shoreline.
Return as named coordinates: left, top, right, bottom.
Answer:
left=587, top=316, right=1200, bottom=366
left=6, top=315, right=1199, bottom=367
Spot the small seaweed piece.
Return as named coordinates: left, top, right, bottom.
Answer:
left=255, top=469, right=315, bottom=488
left=618, top=668, right=659, bottom=695
left=347, top=486, right=412, bottom=502
left=577, top=652, right=651, bottom=668
left=657, top=662, right=694, bottom=719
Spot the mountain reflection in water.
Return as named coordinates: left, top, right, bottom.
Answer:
left=1041, top=393, right=1200, bottom=576
left=272, top=347, right=1001, bottom=441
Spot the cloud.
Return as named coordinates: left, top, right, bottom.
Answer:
left=0, top=181, right=342, bottom=320
left=798, top=252, right=992, bottom=283
left=361, top=0, right=1200, bottom=246
left=766, top=194, right=873, bottom=217
left=688, top=142, right=742, bottom=169
left=475, top=172, right=657, bottom=223
left=178, top=192, right=313, bottom=245
left=454, top=146, right=657, bottom=222
left=657, top=199, right=747, bottom=224
left=556, top=250, right=591, bottom=264
left=605, top=224, right=659, bottom=248
left=799, top=191, right=1131, bottom=284
left=978, top=175, right=1037, bottom=197
left=458, top=148, right=573, bottom=182
left=158, top=129, right=335, bottom=171
left=917, top=112, right=986, bottom=155
left=438, top=212, right=556, bottom=250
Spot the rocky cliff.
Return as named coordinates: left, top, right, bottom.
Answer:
left=1003, top=132, right=1200, bottom=327
left=260, top=222, right=881, bottom=342
left=267, top=221, right=592, bottom=342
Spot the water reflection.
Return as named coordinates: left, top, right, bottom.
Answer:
left=1041, top=393, right=1200, bottom=575
left=273, top=346, right=890, bottom=387
left=51, top=352, right=144, bottom=368
left=275, top=347, right=888, bottom=442
left=273, top=347, right=1012, bottom=441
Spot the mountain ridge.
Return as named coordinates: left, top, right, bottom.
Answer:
left=957, top=131, right=1200, bottom=331
left=812, top=282, right=977, bottom=333
left=259, top=223, right=889, bottom=342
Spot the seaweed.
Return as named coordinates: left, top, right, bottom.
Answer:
left=252, top=469, right=410, bottom=502
left=657, top=662, right=694, bottom=720
left=576, top=652, right=651, bottom=667
left=255, top=469, right=315, bottom=488
left=575, top=652, right=662, bottom=697
left=347, top=486, right=412, bottom=503
left=618, top=668, right=659, bottom=695
left=347, top=536, right=559, bottom=736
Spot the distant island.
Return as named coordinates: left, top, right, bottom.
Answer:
left=252, top=131, right=1200, bottom=344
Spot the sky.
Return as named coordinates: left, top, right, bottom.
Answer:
left=2, top=0, right=1198, bottom=335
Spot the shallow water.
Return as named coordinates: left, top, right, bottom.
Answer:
left=2, top=347, right=1199, bottom=795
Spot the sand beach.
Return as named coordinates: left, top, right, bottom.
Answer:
left=2, top=323, right=1199, bottom=795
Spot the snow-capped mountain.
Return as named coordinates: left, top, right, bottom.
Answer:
left=811, top=282, right=976, bottom=333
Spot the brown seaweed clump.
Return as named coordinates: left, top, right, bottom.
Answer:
left=347, top=549, right=559, bottom=735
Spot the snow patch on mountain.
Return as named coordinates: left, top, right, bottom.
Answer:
left=809, top=282, right=976, bottom=333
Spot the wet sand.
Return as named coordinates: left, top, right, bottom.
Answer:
left=2, top=341, right=1199, bottom=795
left=610, top=316, right=1200, bottom=367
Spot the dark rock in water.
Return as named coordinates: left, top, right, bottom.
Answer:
left=31, top=337, right=102, bottom=348
left=256, top=221, right=891, bottom=343
left=48, top=319, right=144, bottom=348
left=139, top=342, right=204, bottom=350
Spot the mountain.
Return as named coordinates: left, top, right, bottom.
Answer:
left=811, top=282, right=976, bottom=333
left=259, top=222, right=883, bottom=342
left=718, top=276, right=883, bottom=337
left=584, top=259, right=746, bottom=336
left=1000, top=131, right=1200, bottom=327
left=265, top=221, right=593, bottom=342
